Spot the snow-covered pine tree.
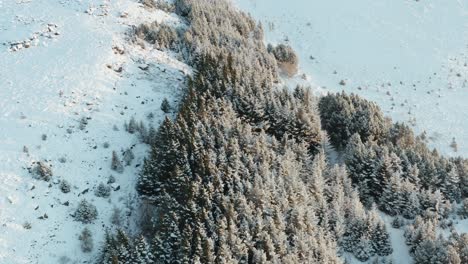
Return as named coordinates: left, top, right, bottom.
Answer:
left=370, top=220, right=393, bottom=256
left=111, top=150, right=124, bottom=173
left=354, top=236, right=374, bottom=262
left=379, top=174, right=404, bottom=216
left=442, top=166, right=461, bottom=203
left=130, top=235, right=155, bottom=264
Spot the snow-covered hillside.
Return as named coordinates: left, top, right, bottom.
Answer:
left=0, top=1, right=188, bottom=263
left=235, top=0, right=468, bottom=157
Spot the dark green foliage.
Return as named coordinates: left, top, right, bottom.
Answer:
left=135, top=21, right=180, bottom=50
left=79, top=227, right=94, bottom=253
left=111, top=151, right=124, bottom=173
left=161, top=98, right=171, bottom=113
left=60, top=180, right=71, bottom=193
left=74, top=199, right=98, bottom=224
left=371, top=222, right=393, bottom=256
left=95, top=183, right=111, bottom=198
left=100, top=230, right=156, bottom=263
left=319, top=92, right=389, bottom=149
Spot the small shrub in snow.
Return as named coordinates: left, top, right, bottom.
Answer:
left=74, top=199, right=98, bottom=224
left=79, top=227, right=93, bottom=253
left=270, top=44, right=298, bottom=77
left=141, top=0, right=175, bottom=12
left=23, top=146, right=29, bottom=154
left=107, top=175, right=116, bottom=184
left=122, top=148, right=135, bottom=166
left=60, top=180, right=71, bottom=193
left=79, top=117, right=88, bottom=130
left=450, top=137, right=458, bottom=152
left=141, top=0, right=156, bottom=9
left=135, top=22, right=179, bottom=50
left=94, top=183, right=111, bottom=198
left=23, top=222, right=32, bottom=230
left=137, top=121, right=148, bottom=142
left=31, top=162, right=53, bottom=181
left=111, top=151, right=124, bottom=173
left=41, top=134, right=47, bottom=141
left=161, top=98, right=171, bottom=113
left=58, top=156, right=67, bottom=163
left=103, top=142, right=110, bottom=149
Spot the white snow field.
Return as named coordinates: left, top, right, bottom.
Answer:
left=0, top=0, right=188, bottom=263
left=235, top=0, right=468, bottom=157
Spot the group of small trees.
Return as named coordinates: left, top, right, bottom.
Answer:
left=318, top=92, right=389, bottom=150
left=99, top=230, right=154, bottom=263
left=327, top=92, right=468, bottom=221
left=268, top=43, right=299, bottom=77
left=404, top=217, right=468, bottom=263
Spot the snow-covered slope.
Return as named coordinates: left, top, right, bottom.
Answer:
left=235, top=0, right=468, bottom=157
left=0, top=1, right=188, bottom=263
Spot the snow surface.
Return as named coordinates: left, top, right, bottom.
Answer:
left=235, top=0, right=468, bottom=157
left=0, top=0, right=188, bottom=263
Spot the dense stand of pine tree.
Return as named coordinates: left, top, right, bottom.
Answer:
left=97, top=0, right=468, bottom=263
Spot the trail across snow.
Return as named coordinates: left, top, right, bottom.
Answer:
left=236, top=0, right=468, bottom=157
left=0, top=0, right=188, bottom=263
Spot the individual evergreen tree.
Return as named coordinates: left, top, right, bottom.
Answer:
left=122, top=148, right=135, bottom=166
left=400, top=182, right=421, bottom=219
left=344, top=134, right=378, bottom=206
left=370, top=221, right=393, bottom=256
left=116, top=229, right=132, bottom=262
left=74, top=199, right=98, bottom=224
left=95, top=182, right=111, bottom=198
left=131, top=235, right=155, bottom=263
left=379, top=174, right=403, bottom=216
left=458, top=198, right=468, bottom=218
left=161, top=98, right=171, bottom=113
left=79, top=227, right=93, bottom=253
left=111, top=150, right=124, bottom=173
left=442, top=167, right=461, bottom=203
left=127, top=116, right=138, bottom=134
left=354, top=237, right=374, bottom=262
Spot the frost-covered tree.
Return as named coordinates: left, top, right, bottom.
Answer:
left=95, top=182, right=111, bottom=198
left=74, top=199, right=98, bottom=224
left=79, top=227, right=94, bottom=253
left=161, top=98, right=171, bottom=113
left=111, top=150, right=124, bottom=173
